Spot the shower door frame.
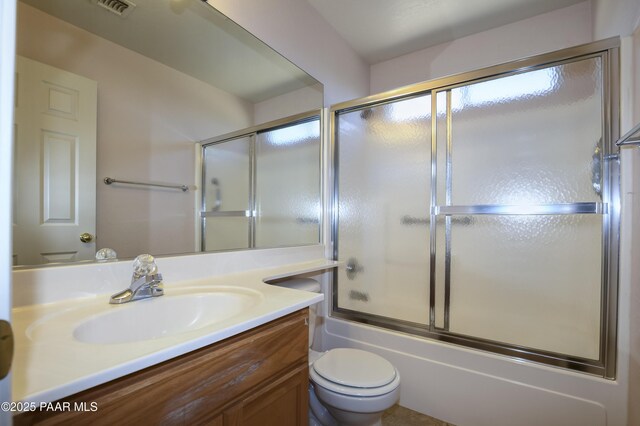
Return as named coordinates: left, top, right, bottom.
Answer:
left=329, top=38, right=620, bottom=378
left=199, top=110, right=322, bottom=251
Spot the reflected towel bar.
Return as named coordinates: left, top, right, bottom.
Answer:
left=104, top=177, right=189, bottom=192
left=401, top=215, right=472, bottom=225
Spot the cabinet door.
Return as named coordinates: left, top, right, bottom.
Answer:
left=15, top=310, right=308, bottom=426
left=224, top=365, right=308, bottom=426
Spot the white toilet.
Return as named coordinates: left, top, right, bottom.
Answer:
left=282, top=278, right=400, bottom=426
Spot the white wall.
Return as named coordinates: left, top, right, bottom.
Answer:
left=370, top=1, right=593, bottom=94
left=0, top=0, right=15, bottom=421
left=207, top=0, right=370, bottom=106
left=16, top=3, right=254, bottom=260
left=592, top=0, right=640, bottom=40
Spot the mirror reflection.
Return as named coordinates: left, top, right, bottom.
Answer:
left=201, top=118, right=321, bottom=251
left=13, top=0, right=323, bottom=267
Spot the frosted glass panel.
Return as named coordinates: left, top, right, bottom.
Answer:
left=439, top=214, right=602, bottom=359
left=204, top=217, right=249, bottom=251
left=255, top=120, right=320, bottom=247
left=333, top=47, right=615, bottom=374
left=203, top=137, right=250, bottom=212
left=202, top=137, right=250, bottom=251
left=337, top=95, right=431, bottom=325
left=446, top=58, right=603, bottom=205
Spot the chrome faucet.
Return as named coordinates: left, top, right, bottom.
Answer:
left=109, top=254, right=164, bottom=304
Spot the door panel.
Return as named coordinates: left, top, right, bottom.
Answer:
left=255, top=120, right=320, bottom=248
left=201, top=137, right=251, bottom=251
left=336, top=94, right=432, bottom=325
left=13, top=56, right=97, bottom=265
left=434, top=57, right=606, bottom=360
left=441, top=58, right=603, bottom=205
left=435, top=214, right=602, bottom=359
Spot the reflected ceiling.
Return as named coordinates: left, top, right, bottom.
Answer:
left=21, top=0, right=318, bottom=102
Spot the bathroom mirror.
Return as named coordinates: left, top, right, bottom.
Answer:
left=13, top=0, right=323, bottom=267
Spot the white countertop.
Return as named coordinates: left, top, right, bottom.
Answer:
left=12, top=259, right=337, bottom=404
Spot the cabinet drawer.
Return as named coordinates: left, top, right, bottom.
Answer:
left=16, top=309, right=309, bottom=426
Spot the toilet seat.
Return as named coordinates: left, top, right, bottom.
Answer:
left=310, top=348, right=400, bottom=397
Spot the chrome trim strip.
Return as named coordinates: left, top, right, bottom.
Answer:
left=249, top=134, right=256, bottom=248
left=603, top=46, right=620, bottom=380
left=200, top=210, right=250, bottom=218
left=435, top=203, right=606, bottom=216
left=444, top=90, right=452, bottom=330
left=429, top=93, right=437, bottom=327
left=200, top=143, right=207, bottom=252
left=200, top=110, right=321, bottom=146
left=331, top=105, right=341, bottom=318
left=329, top=38, right=619, bottom=114
left=319, top=108, right=326, bottom=247
left=332, top=308, right=606, bottom=376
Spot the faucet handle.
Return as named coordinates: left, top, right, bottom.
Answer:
left=132, top=254, right=158, bottom=280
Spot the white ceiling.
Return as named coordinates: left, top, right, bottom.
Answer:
left=306, top=0, right=587, bottom=63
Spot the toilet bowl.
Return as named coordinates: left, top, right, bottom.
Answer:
left=310, top=348, right=400, bottom=426
left=280, top=278, right=400, bottom=426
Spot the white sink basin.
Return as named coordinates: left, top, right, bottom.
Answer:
left=26, top=286, right=263, bottom=345
left=74, top=289, right=261, bottom=344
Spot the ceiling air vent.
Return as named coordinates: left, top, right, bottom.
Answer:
left=92, top=0, right=136, bottom=18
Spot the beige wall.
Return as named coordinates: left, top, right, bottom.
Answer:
left=592, top=0, right=640, bottom=40
left=254, top=83, right=323, bottom=125
left=370, top=2, right=592, bottom=94
left=16, top=3, right=254, bottom=259
left=209, top=0, right=370, bottom=106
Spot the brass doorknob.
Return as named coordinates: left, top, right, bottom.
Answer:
left=80, top=232, right=94, bottom=243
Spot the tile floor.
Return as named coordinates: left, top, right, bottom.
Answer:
left=382, top=405, right=455, bottom=426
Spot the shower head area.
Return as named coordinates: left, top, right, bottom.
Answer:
left=329, top=39, right=620, bottom=379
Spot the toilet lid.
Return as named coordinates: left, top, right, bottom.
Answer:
left=312, top=348, right=396, bottom=388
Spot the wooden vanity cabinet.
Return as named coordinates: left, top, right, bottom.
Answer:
left=16, top=309, right=309, bottom=426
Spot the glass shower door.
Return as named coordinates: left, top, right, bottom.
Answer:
left=335, top=95, right=432, bottom=325
left=255, top=119, right=321, bottom=248
left=434, top=57, right=606, bottom=360
left=201, top=115, right=321, bottom=251
left=332, top=40, right=619, bottom=376
left=201, top=136, right=252, bottom=251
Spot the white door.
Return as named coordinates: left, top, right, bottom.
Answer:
left=1, top=0, right=17, bottom=423
left=13, top=56, right=97, bottom=266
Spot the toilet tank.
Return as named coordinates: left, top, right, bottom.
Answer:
left=277, top=278, right=321, bottom=348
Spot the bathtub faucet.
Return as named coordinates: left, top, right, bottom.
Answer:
left=109, top=254, right=164, bottom=304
